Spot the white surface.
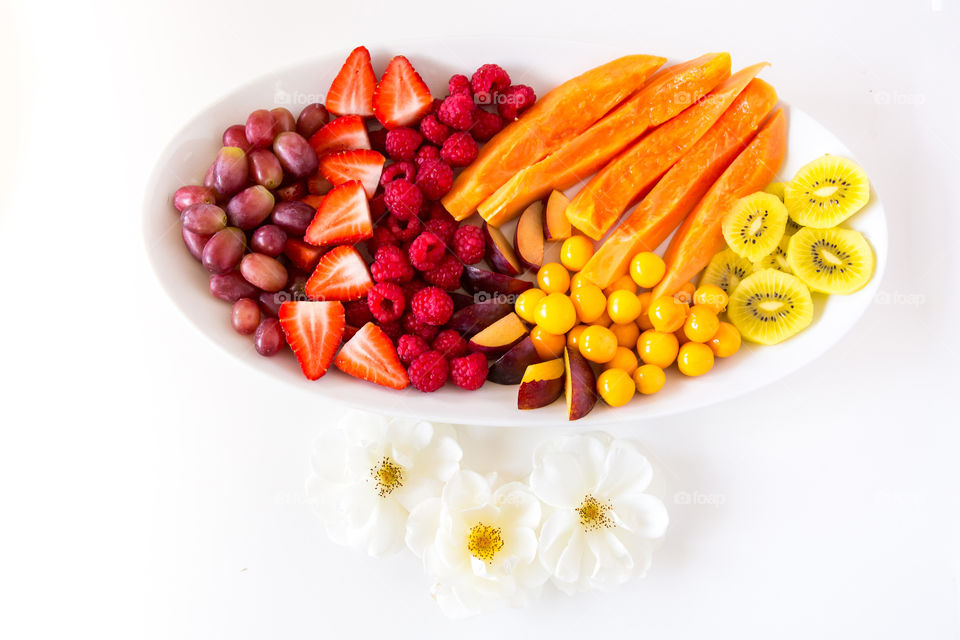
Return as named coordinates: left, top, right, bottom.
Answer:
left=2, top=0, right=958, bottom=638
left=143, top=42, right=888, bottom=425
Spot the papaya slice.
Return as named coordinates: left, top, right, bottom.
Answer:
left=652, top=109, right=788, bottom=299
left=580, top=79, right=779, bottom=288
left=565, top=62, right=769, bottom=240
left=477, top=53, right=732, bottom=227
left=441, top=55, right=666, bottom=220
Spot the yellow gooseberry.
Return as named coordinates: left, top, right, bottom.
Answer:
left=533, top=293, right=577, bottom=335
left=629, top=252, right=666, bottom=288
left=604, top=274, right=637, bottom=297
left=693, top=284, right=728, bottom=313
left=566, top=324, right=587, bottom=350
left=537, top=262, right=570, bottom=294
left=570, top=284, right=607, bottom=324
left=674, top=282, right=696, bottom=305
left=529, top=326, right=566, bottom=359
left=610, top=321, right=640, bottom=348
left=635, top=292, right=654, bottom=330
left=560, top=235, right=595, bottom=272
left=633, top=364, right=666, bottom=395
left=597, top=368, right=636, bottom=407
left=578, top=325, right=618, bottom=363
left=677, top=342, right=715, bottom=376
left=607, top=289, right=643, bottom=324
left=708, top=321, right=741, bottom=358
left=648, top=296, right=687, bottom=333
left=514, top=288, right=546, bottom=324
left=683, top=304, right=721, bottom=343
left=637, top=329, right=679, bottom=368
left=605, top=346, right=638, bottom=375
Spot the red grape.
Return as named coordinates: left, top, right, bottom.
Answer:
left=181, top=227, right=211, bottom=261
left=202, top=227, right=246, bottom=273
left=208, top=147, right=248, bottom=198
left=271, top=200, right=314, bottom=236
left=275, top=180, right=307, bottom=201
left=210, top=271, right=258, bottom=302
left=307, top=173, right=333, bottom=195
left=271, top=107, right=296, bottom=133
left=181, top=203, right=227, bottom=235
left=225, top=185, right=275, bottom=230
left=222, top=124, right=252, bottom=152
left=296, top=103, right=329, bottom=139
left=231, top=298, right=260, bottom=335
left=241, top=253, right=288, bottom=292
left=254, top=317, right=284, bottom=356
left=245, top=109, right=278, bottom=149
left=248, top=149, right=283, bottom=189
left=250, top=224, right=287, bottom=257
left=273, top=132, right=318, bottom=178
left=174, top=185, right=217, bottom=212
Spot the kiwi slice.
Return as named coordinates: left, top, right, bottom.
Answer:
left=784, top=156, right=870, bottom=228
left=764, top=182, right=786, bottom=201
left=786, top=227, right=874, bottom=294
left=784, top=216, right=803, bottom=237
left=700, top=248, right=754, bottom=295
left=753, top=235, right=793, bottom=274
left=722, top=192, right=789, bottom=262
left=728, top=269, right=814, bottom=345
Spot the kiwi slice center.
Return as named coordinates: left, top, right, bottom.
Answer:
left=812, top=185, right=840, bottom=199
left=758, top=299, right=787, bottom=313
left=812, top=240, right=851, bottom=273
left=748, top=214, right=764, bottom=236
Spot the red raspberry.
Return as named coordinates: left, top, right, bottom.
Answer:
left=424, top=217, right=458, bottom=246
left=344, top=298, right=374, bottom=327
left=419, top=115, right=451, bottom=146
left=386, top=213, right=422, bottom=242
left=416, top=159, right=455, bottom=199
left=407, top=351, right=449, bottom=392
left=383, top=178, right=423, bottom=221
left=399, top=278, right=428, bottom=303
left=428, top=97, right=444, bottom=114
left=448, top=74, right=472, bottom=97
left=366, top=225, right=398, bottom=254
left=378, top=320, right=403, bottom=343
left=385, top=127, right=423, bottom=161
left=498, top=85, right=537, bottom=121
left=408, top=231, right=446, bottom=271
left=370, top=245, right=414, bottom=284
left=410, top=286, right=454, bottom=326
left=396, top=334, right=430, bottom=366
left=427, top=202, right=455, bottom=223
left=437, top=94, right=477, bottom=131
left=471, top=110, right=504, bottom=142
left=366, top=282, right=406, bottom=323
left=453, top=225, right=485, bottom=264
left=415, top=145, right=442, bottom=166
left=432, top=329, right=468, bottom=359
left=380, top=161, right=416, bottom=186
left=402, top=311, right=440, bottom=342
left=367, top=126, right=388, bottom=154
left=471, top=64, right=511, bottom=105
left=422, top=254, right=463, bottom=291
left=441, top=132, right=479, bottom=168
left=450, top=352, right=489, bottom=390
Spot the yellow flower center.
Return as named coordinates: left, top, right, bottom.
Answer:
left=577, top=494, right=614, bottom=531
left=370, top=456, right=404, bottom=498
left=466, top=523, right=504, bottom=563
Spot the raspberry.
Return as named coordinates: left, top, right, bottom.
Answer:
left=410, top=286, right=454, bottom=326
left=450, top=352, right=489, bottom=390
left=378, top=320, right=403, bottom=343
left=344, top=298, right=374, bottom=327
left=385, top=213, right=422, bottom=242
left=448, top=74, right=472, bottom=97
left=367, top=126, right=388, bottom=154
left=441, top=132, right=479, bottom=168
left=471, top=109, right=504, bottom=142
left=399, top=278, right=428, bottom=303
left=383, top=179, right=423, bottom=221
left=415, top=144, right=442, bottom=166
left=367, top=282, right=406, bottom=323
left=437, top=94, right=477, bottom=131
left=422, top=254, right=463, bottom=291
left=380, top=161, right=416, bottom=186
left=408, top=231, right=446, bottom=271
left=419, top=115, right=451, bottom=146
left=432, top=329, right=468, bottom=359
left=402, top=311, right=440, bottom=342
left=365, top=225, right=398, bottom=254
left=370, top=245, right=414, bottom=284
left=396, top=334, right=430, bottom=366
left=498, top=84, right=537, bottom=121
left=416, top=159, right=455, bottom=199
left=385, top=127, right=423, bottom=161
left=471, top=64, right=511, bottom=105
left=453, top=225, right=485, bottom=264
left=407, top=351, right=449, bottom=392
left=423, top=217, right=458, bottom=246
left=428, top=97, right=444, bottom=114
left=427, top=202, right=455, bottom=222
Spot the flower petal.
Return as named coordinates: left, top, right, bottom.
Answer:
left=538, top=510, right=578, bottom=574
left=309, top=428, right=350, bottom=483
left=441, top=470, right=492, bottom=512
left=554, top=526, right=586, bottom=584
left=405, top=497, right=442, bottom=559
left=585, top=528, right=633, bottom=587
left=493, top=482, right=542, bottom=530
left=340, top=409, right=389, bottom=447
left=613, top=491, right=669, bottom=539
left=529, top=450, right=587, bottom=508
left=594, top=440, right=654, bottom=498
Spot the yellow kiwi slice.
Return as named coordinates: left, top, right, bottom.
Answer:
left=786, top=227, right=874, bottom=294
left=784, top=216, right=803, bottom=237
left=753, top=235, right=793, bottom=274
left=784, top=156, right=870, bottom=228
left=700, top=248, right=754, bottom=295
left=722, top=192, right=789, bottom=262
left=728, top=269, right=814, bottom=345
left=764, top=182, right=786, bottom=201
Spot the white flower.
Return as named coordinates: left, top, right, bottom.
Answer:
left=306, top=409, right=462, bottom=557
left=405, top=470, right=547, bottom=618
left=529, top=432, right=669, bottom=594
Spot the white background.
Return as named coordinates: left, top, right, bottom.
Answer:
left=2, top=0, right=958, bottom=638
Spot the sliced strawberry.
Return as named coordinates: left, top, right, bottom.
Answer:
left=283, top=238, right=326, bottom=272
left=318, top=149, right=385, bottom=199
left=278, top=300, right=345, bottom=381
left=334, top=322, right=409, bottom=389
left=325, top=46, right=377, bottom=117
left=308, top=115, right=371, bottom=157
left=305, top=245, right=373, bottom=301
left=373, top=56, right=434, bottom=130
left=304, top=181, right=373, bottom=247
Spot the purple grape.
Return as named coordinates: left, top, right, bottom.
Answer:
left=210, top=271, right=258, bottom=302
left=273, top=132, right=318, bottom=178
left=174, top=185, right=217, bottom=212
left=181, top=203, right=227, bottom=235
left=271, top=200, right=315, bottom=236
left=241, top=253, right=288, bottom=292
left=245, top=109, right=278, bottom=149
left=225, top=185, right=275, bottom=230
left=248, top=149, right=283, bottom=189
left=250, top=224, right=287, bottom=257
left=231, top=298, right=261, bottom=335
left=209, top=147, right=248, bottom=198
left=222, top=124, right=252, bottom=152
left=307, top=174, right=333, bottom=195
left=181, top=227, right=211, bottom=261
left=275, top=180, right=307, bottom=201
left=296, top=103, right=329, bottom=139
left=258, top=290, right=282, bottom=317
left=271, top=107, right=296, bottom=133
left=254, top=317, right=284, bottom=356
left=201, top=227, right=246, bottom=274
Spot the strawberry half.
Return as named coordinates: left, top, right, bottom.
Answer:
left=304, top=181, right=372, bottom=247
left=278, top=300, right=345, bottom=381
left=309, top=115, right=371, bottom=157
left=283, top=238, right=326, bottom=272
left=318, top=149, right=385, bottom=199
left=372, top=56, right=434, bottom=130
left=305, top=245, right=373, bottom=301
left=325, top=46, right=377, bottom=117
left=334, top=322, right=409, bottom=389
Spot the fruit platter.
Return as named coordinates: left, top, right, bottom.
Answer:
left=143, top=39, right=886, bottom=425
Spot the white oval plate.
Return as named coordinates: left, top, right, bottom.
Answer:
left=143, top=38, right=887, bottom=426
